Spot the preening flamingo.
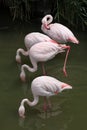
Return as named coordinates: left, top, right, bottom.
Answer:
left=41, top=14, right=79, bottom=44
left=20, top=41, right=67, bottom=82
left=18, top=75, right=72, bottom=118
left=41, top=14, right=79, bottom=76
left=16, top=32, right=52, bottom=63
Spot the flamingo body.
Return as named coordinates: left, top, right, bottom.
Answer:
left=29, top=41, right=64, bottom=61
left=24, top=32, right=52, bottom=49
left=41, top=14, right=79, bottom=44
left=16, top=32, right=52, bottom=63
left=31, top=76, right=72, bottom=96
left=18, top=75, right=72, bottom=118
left=20, top=41, right=66, bottom=81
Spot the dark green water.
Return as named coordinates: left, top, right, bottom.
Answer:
left=0, top=23, right=87, bottom=130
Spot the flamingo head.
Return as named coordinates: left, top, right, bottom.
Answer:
left=18, top=104, right=25, bottom=118
left=16, top=55, right=21, bottom=63
left=20, top=71, right=26, bottom=82
left=44, top=23, right=50, bottom=30
left=41, top=14, right=53, bottom=30
left=41, top=21, right=50, bottom=30
left=60, top=83, right=72, bottom=92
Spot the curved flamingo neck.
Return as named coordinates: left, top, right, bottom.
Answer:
left=20, top=63, right=38, bottom=81
left=21, top=62, right=37, bottom=74
left=21, top=97, right=39, bottom=107
left=45, top=14, right=53, bottom=24
left=16, top=48, right=28, bottom=56
left=42, top=14, right=53, bottom=30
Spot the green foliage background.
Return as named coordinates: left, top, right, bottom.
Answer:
left=3, top=0, right=87, bottom=30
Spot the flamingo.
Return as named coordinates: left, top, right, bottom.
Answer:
left=41, top=14, right=79, bottom=75
left=16, top=32, right=71, bottom=76
left=20, top=41, right=68, bottom=82
left=16, top=32, right=59, bottom=76
left=18, top=75, right=72, bottom=118
left=16, top=32, right=52, bottom=63
left=41, top=14, right=79, bottom=44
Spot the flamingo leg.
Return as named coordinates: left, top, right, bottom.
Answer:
left=63, top=46, right=70, bottom=76
left=41, top=63, right=49, bottom=110
left=41, top=62, right=47, bottom=75
left=43, top=97, right=48, bottom=111
left=43, top=97, right=52, bottom=111
left=47, top=97, right=52, bottom=109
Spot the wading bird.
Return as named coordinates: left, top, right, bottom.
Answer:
left=41, top=14, right=79, bottom=76
left=18, top=75, right=72, bottom=118
left=16, top=32, right=52, bottom=63
left=41, top=14, right=79, bottom=44
left=20, top=41, right=68, bottom=82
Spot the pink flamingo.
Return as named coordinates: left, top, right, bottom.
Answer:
left=16, top=32, right=59, bottom=76
left=20, top=41, right=67, bottom=82
left=16, top=32, right=71, bottom=76
left=16, top=32, right=52, bottom=63
left=41, top=14, right=79, bottom=75
left=18, top=75, right=72, bottom=118
left=41, top=14, right=79, bottom=44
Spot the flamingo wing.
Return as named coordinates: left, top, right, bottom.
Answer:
left=29, top=42, right=65, bottom=62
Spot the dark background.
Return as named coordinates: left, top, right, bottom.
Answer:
left=0, top=0, right=87, bottom=31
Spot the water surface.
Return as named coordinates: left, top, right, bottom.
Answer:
left=0, top=23, right=87, bottom=130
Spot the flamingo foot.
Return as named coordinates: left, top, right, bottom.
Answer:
left=20, top=72, right=26, bottom=82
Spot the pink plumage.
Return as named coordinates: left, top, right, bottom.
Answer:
left=41, top=14, right=79, bottom=44
left=16, top=32, right=53, bottom=63
left=18, top=75, right=72, bottom=118
left=20, top=41, right=66, bottom=82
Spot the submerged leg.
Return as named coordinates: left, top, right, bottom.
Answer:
left=43, top=96, right=52, bottom=111
left=43, top=97, right=48, bottom=111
